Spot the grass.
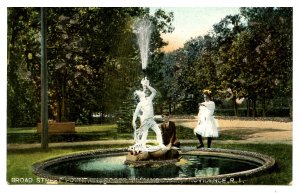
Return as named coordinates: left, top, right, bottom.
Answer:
left=74, top=124, right=118, bottom=133
left=7, top=124, right=118, bottom=134
left=7, top=123, right=292, bottom=185
left=7, top=143, right=292, bottom=185
left=7, top=124, right=125, bottom=143
left=7, top=127, right=36, bottom=134
left=7, top=124, right=244, bottom=144
left=7, top=145, right=111, bottom=184
left=213, top=143, right=292, bottom=185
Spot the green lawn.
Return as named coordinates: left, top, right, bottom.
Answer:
left=7, top=124, right=132, bottom=143
left=7, top=124, right=118, bottom=134
left=215, top=143, right=292, bottom=185
left=7, top=127, right=37, bottom=134
left=7, top=124, right=243, bottom=144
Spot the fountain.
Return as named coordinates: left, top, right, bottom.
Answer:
left=126, top=76, right=180, bottom=163
left=133, top=18, right=152, bottom=70
left=32, top=148, right=275, bottom=184
left=127, top=18, right=179, bottom=163
left=32, top=18, right=275, bottom=184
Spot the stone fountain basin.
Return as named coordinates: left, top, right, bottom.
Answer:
left=32, top=148, right=275, bottom=184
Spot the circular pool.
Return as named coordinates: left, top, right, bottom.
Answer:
left=32, top=148, right=275, bottom=184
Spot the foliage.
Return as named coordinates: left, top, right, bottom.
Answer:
left=7, top=7, right=293, bottom=128
left=161, top=7, right=292, bottom=117
left=7, top=8, right=41, bottom=127
left=240, top=7, right=293, bottom=117
left=115, top=99, right=136, bottom=133
left=7, top=7, right=174, bottom=127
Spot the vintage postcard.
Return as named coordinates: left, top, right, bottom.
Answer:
left=2, top=1, right=298, bottom=193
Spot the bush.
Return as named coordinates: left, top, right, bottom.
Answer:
left=214, top=108, right=290, bottom=117
left=115, top=100, right=135, bottom=133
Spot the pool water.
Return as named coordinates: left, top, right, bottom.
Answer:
left=45, top=154, right=261, bottom=179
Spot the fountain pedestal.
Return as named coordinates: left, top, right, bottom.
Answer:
left=125, top=148, right=180, bottom=162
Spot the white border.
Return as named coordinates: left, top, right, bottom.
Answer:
left=1, top=1, right=299, bottom=193
left=0, top=3, right=8, bottom=193
left=0, top=0, right=297, bottom=7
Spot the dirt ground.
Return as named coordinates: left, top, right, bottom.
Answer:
left=173, top=117, right=292, bottom=144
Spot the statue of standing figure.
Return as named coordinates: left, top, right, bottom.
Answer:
left=129, top=77, right=166, bottom=154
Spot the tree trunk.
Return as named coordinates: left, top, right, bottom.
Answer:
left=40, top=7, right=48, bottom=150
left=246, top=98, right=250, bottom=117
left=55, top=76, right=67, bottom=122
left=56, top=99, right=62, bottom=122
left=173, top=103, right=176, bottom=113
left=89, top=110, right=94, bottom=124
left=233, top=97, right=238, bottom=116
left=61, top=82, right=66, bottom=122
left=262, top=96, right=266, bottom=117
left=288, top=97, right=293, bottom=120
left=252, top=98, right=257, bottom=117
left=61, top=74, right=68, bottom=122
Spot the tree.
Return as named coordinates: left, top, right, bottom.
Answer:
left=159, top=8, right=292, bottom=118
left=7, top=7, right=175, bottom=127
left=7, top=8, right=41, bottom=127
left=240, top=7, right=292, bottom=117
left=212, top=14, right=246, bottom=116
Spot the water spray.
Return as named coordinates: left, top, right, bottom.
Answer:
left=133, top=18, right=152, bottom=72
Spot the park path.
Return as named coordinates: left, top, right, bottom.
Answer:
left=174, top=117, right=292, bottom=144
left=7, top=117, right=292, bottom=150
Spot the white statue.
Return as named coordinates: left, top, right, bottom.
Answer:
left=129, top=77, right=165, bottom=153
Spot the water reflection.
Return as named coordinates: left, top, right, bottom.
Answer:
left=128, top=165, right=180, bottom=178
left=178, top=156, right=219, bottom=177
left=46, top=154, right=259, bottom=179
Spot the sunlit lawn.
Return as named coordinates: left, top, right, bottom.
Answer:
left=75, top=124, right=117, bottom=132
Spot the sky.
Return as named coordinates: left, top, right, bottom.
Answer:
left=150, top=7, right=240, bottom=52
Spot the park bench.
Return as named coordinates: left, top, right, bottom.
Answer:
left=37, top=122, right=75, bottom=133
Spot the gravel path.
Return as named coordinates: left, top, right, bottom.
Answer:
left=174, top=117, right=292, bottom=144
